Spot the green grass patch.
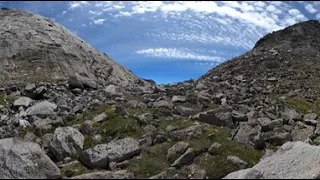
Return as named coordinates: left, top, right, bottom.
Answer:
left=0, top=93, right=16, bottom=105
left=127, top=107, right=154, bottom=116
left=84, top=105, right=115, bottom=120
left=157, top=119, right=195, bottom=131
left=0, top=93, right=5, bottom=105
left=192, top=125, right=264, bottom=179
left=203, top=102, right=218, bottom=111
left=60, top=161, right=92, bottom=177
left=266, top=143, right=278, bottom=152
left=93, top=116, right=141, bottom=139
left=62, top=105, right=115, bottom=126
left=287, top=97, right=319, bottom=114
left=83, top=135, right=96, bottom=149
left=126, top=141, right=176, bottom=179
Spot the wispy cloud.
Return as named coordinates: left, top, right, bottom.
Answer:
left=93, top=18, right=106, bottom=25
left=65, top=1, right=317, bottom=63
left=136, top=48, right=225, bottom=62
left=305, top=4, right=317, bottom=14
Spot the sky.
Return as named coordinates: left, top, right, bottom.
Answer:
left=1, top=1, right=319, bottom=84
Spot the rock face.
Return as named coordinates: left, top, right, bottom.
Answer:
left=224, top=141, right=320, bottom=179
left=0, top=8, right=144, bottom=87
left=0, top=137, right=60, bottom=179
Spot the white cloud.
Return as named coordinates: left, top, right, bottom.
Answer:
left=64, top=1, right=316, bottom=60
left=114, top=5, right=125, bottom=9
left=119, top=11, right=132, bottom=17
left=266, top=5, right=276, bottom=12
left=68, top=1, right=89, bottom=9
left=89, top=10, right=103, bottom=16
left=305, top=4, right=317, bottom=14
left=93, top=18, right=106, bottom=25
left=136, top=48, right=225, bottom=62
left=288, top=9, right=301, bottom=16
left=255, top=1, right=266, bottom=7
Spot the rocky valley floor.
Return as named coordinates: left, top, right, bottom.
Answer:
left=1, top=74, right=320, bottom=179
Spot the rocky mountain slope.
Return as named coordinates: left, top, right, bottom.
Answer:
left=1, top=8, right=320, bottom=179
left=0, top=8, right=145, bottom=88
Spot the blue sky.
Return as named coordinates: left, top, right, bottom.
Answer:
left=1, top=1, right=319, bottom=84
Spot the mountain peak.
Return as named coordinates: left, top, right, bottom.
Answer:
left=253, top=20, right=320, bottom=51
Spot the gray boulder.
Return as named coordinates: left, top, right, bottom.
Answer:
left=223, top=168, right=263, bottom=179
left=190, top=110, right=234, bottom=128
left=13, top=96, right=33, bottom=107
left=173, top=106, right=195, bottom=116
left=256, top=117, right=272, bottom=131
left=169, top=125, right=206, bottom=140
left=167, top=141, right=190, bottom=161
left=0, top=137, right=60, bottom=179
left=49, top=126, right=84, bottom=161
left=71, top=170, right=134, bottom=179
left=26, top=101, right=57, bottom=116
left=80, top=137, right=140, bottom=169
left=105, top=85, right=123, bottom=97
left=153, top=100, right=173, bottom=109
left=208, top=142, right=222, bottom=155
left=137, top=113, right=153, bottom=125
left=233, top=124, right=265, bottom=149
left=303, top=113, right=318, bottom=121
left=269, top=131, right=292, bottom=146
left=224, top=141, right=320, bottom=179
left=171, top=148, right=195, bottom=167
left=227, top=155, right=248, bottom=169
left=92, top=113, right=108, bottom=123
left=149, top=164, right=206, bottom=179
left=232, top=110, right=248, bottom=122
left=171, top=95, right=186, bottom=103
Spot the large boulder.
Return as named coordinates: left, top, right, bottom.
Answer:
left=0, top=137, right=60, bottom=179
left=169, top=125, right=206, bottom=141
left=224, top=141, right=320, bottom=179
left=13, top=96, right=33, bottom=107
left=26, top=101, right=57, bottom=116
left=49, top=126, right=84, bottom=161
left=190, top=109, right=234, bottom=128
left=171, top=95, right=186, bottom=103
left=80, top=137, right=140, bottom=169
left=233, top=124, right=265, bottom=150
left=153, top=100, right=173, bottom=109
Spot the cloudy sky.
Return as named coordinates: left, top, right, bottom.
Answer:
left=1, top=1, right=319, bottom=84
